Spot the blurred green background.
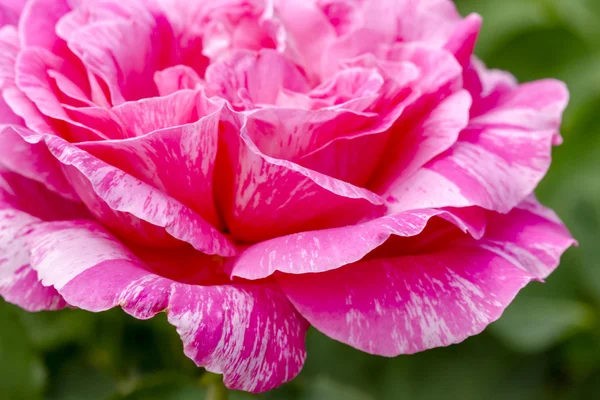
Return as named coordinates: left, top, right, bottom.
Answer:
left=2, top=0, right=600, bottom=398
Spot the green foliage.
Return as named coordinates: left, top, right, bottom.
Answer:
left=2, top=0, right=600, bottom=399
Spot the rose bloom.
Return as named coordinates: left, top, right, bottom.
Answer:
left=0, top=0, right=575, bottom=393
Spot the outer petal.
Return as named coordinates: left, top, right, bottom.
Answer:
left=228, top=207, right=486, bottom=280
left=5, top=125, right=236, bottom=255
left=0, top=167, right=86, bottom=311
left=0, top=126, right=79, bottom=200
left=0, top=207, right=66, bottom=311
left=28, top=220, right=308, bottom=393
left=278, top=201, right=574, bottom=356
left=385, top=80, right=569, bottom=213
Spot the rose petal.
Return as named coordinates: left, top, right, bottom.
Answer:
left=65, top=2, right=177, bottom=105
left=0, top=207, right=66, bottom=311
left=0, top=167, right=87, bottom=311
left=70, top=89, right=208, bottom=139
left=205, top=49, right=310, bottom=108
left=370, top=89, right=472, bottom=193
left=19, top=0, right=70, bottom=51
left=0, top=126, right=79, bottom=200
left=385, top=79, right=568, bottom=213
left=229, top=207, right=486, bottom=280
left=444, top=13, right=481, bottom=68
left=0, top=0, right=22, bottom=26
left=78, top=94, right=222, bottom=228
left=28, top=219, right=308, bottom=393
left=15, top=46, right=104, bottom=141
left=278, top=200, right=574, bottom=356
left=216, top=107, right=384, bottom=243
left=4, top=125, right=236, bottom=255
left=154, top=65, right=202, bottom=96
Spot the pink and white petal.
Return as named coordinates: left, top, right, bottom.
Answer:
left=395, top=0, right=462, bottom=46
left=28, top=219, right=308, bottom=392
left=370, top=89, right=471, bottom=193
left=204, top=49, right=310, bottom=108
left=469, top=79, right=569, bottom=133
left=385, top=123, right=556, bottom=214
left=66, top=16, right=175, bottom=105
left=78, top=100, right=222, bottom=227
left=243, top=105, right=376, bottom=162
left=0, top=126, right=79, bottom=200
left=0, top=165, right=87, bottom=221
left=385, top=79, right=568, bottom=214
left=19, top=0, right=70, bottom=52
left=228, top=207, right=485, bottom=280
left=0, top=207, right=66, bottom=311
left=15, top=47, right=104, bottom=141
left=46, top=135, right=236, bottom=255
left=0, top=96, right=20, bottom=124
left=0, top=0, right=24, bottom=25
left=6, top=126, right=236, bottom=255
left=0, top=25, right=18, bottom=89
left=444, top=13, right=481, bottom=68
left=216, top=109, right=383, bottom=242
left=480, top=197, right=576, bottom=279
left=273, top=0, right=338, bottom=80
left=278, top=247, right=533, bottom=356
left=71, top=89, right=209, bottom=139
left=154, top=65, right=202, bottom=96
left=0, top=167, right=86, bottom=312
left=278, top=198, right=574, bottom=356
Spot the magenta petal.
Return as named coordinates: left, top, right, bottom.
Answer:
left=0, top=167, right=84, bottom=311
left=78, top=97, right=222, bottom=227
left=278, top=201, right=574, bottom=356
left=6, top=126, right=236, bottom=255
left=371, top=89, right=472, bottom=193
left=0, top=126, right=79, bottom=200
left=28, top=220, right=308, bottom=392
left=0, top=25, right=18, bottom=88
left=0, top=25, right=57, bottom=133
left=64, top=1, right=176, bottom=105
left=15, top=47, right=104, bottom=141
left=482, top=197, right=577, bottom=279
left=217, top=108, right=383, bottom=242
left=19, top=0, right=70, bottom=51
left=0, top=207, right=66, bottom=311
left=229, top=207, right=485, bottom=280
left=444, top=13, right=481, bottom=68
left=386, top=79, right=568, bottom=213
left=154, top=65, right=202, bottom=96
left=47, top=135, right=236, bottom=255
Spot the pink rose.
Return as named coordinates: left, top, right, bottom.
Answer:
left=0, top=0, right=575, bottom=392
